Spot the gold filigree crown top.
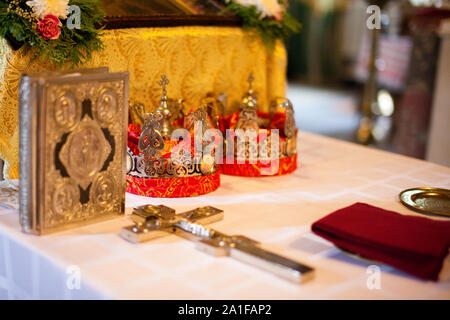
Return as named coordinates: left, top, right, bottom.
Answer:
left=241, top=73, right=257, bottom=110
left=156, top=74, right=175, bottom=138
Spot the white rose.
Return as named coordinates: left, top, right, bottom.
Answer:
left=261, top=0, right=283, bottom=20
left=233, top=0, right=283, bottom=20
left=26, top=0, right=69, bottom=19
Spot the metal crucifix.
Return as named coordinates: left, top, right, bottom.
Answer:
left=121, top=205, right=314, bottom=284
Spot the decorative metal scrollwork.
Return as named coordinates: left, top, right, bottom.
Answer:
left=139, top=112, right=165, bottom=159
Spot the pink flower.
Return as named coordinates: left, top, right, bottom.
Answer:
left=36, top=14, right=61, bottom=40
left=273, top=11, right=282, bottom=21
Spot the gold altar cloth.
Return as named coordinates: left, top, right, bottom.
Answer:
left=0, top=26, right=287, bottom=179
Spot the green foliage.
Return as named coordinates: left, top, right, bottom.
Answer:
left=0, top=0, right=105, bottom=67
left=222, top=1, right=301, bottom=49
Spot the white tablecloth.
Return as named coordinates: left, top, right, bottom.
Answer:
left=0, top=132, right=449, bottom=300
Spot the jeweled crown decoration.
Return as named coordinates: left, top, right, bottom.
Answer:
left=127, top=74, right=219, bottom=179
left=235, top=73, right=259, bottom=132
left=214, top=72, right=298, bottom=177
left=225, top=72, right=298, bottom=160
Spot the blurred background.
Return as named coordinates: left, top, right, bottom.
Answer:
left=286, top=0, right=450, bottom=167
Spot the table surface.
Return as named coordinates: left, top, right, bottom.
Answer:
left=0, top=132, right=449, bottom=300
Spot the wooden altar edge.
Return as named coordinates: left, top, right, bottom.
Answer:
left=102, top=15, right=242, bottom=30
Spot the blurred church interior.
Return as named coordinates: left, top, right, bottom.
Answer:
left=286, top=0, right=450, bottom=167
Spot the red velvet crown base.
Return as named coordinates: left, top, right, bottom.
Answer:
left=126, top=171, right=221, bottom=198
left=221, top=154, right=297, bottom=177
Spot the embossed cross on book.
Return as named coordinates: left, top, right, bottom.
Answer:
left=121, top=205, right=314, bottom=284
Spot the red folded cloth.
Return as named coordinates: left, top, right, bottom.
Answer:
left=311, top=203, right=450, bottom=281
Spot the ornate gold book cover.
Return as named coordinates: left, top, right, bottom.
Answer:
left=19, top=68, right=129, bottom=234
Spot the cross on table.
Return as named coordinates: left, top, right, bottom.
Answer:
left=121, top=205, right=314, bottom=284
left=122, top=205, right=222, bottom=242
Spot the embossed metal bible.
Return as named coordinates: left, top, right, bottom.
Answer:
left=122, top=205, right=315, bottom=284
left=19, top=68, right=129, bottom=234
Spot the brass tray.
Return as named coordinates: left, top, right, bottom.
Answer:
left=399, top=187, right=450, bottom=217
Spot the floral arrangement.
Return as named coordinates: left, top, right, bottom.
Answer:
left=221, top=0, right=301, bottom=48
left=0, top=0, right=105, bottom=67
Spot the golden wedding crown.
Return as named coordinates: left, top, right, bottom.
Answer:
left=225, top=73, right=298, bottom=161
left=126, top=75, right=221, bottom=179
